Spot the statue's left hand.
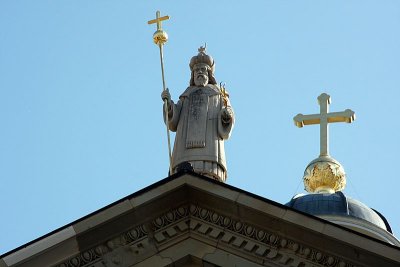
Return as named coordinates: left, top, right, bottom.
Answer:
left=221, top=108, right=233, bottom=124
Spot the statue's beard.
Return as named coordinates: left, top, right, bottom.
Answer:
left=194, top=74, right=208, bottom=87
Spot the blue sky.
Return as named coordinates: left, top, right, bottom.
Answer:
left=1, top=1, right=399, bottom=254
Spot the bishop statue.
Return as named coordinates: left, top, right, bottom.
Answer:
left=161, top=47, right=234, bottom=182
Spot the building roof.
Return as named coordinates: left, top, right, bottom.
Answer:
left=2, top=171, right=400, bottom=267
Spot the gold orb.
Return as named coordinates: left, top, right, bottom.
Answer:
left=303, top=156, right=346, bottom=193
left=153, top=29, right=168, bottom=45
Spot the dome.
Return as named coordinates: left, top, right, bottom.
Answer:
left=286, top=192, right=400, bottom=245
left=286, top=192, right=390, bottom=231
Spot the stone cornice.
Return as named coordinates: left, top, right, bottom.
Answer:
left=53, top=204, right=358, bottom=267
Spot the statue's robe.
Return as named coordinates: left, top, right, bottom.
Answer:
left=165, top=84, right=234, bottom=181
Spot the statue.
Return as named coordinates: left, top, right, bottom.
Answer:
left=161, top=47, right=234, bottom=182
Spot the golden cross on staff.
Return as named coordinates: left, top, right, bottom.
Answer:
left=293, top=93, right=356, bottom=157
left=148, top=11, right=173, bottom=174
left=148, top=11, right=170, bottom=46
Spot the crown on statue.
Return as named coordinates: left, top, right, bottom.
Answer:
left=189, top=46, right=215, bottom=73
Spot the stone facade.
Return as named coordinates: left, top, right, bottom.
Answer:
left=1, top=172, right=400, bottom=267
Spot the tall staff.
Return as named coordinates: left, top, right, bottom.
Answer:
left=148, top=11, right=173, bottom=174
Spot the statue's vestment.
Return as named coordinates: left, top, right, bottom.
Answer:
left=166, top=84, right=234, bottom=181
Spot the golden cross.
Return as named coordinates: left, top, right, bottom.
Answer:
left=293, top=93, right=355, bottom=157
left=147, top=11, right=170, bottom=30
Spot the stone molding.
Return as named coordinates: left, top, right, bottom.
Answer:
left=53, top=204, right=356, bottom=267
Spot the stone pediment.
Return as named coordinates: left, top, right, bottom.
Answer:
left=2, top=172, right=400, bottom=267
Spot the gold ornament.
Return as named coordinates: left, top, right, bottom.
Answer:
left=153, top=29, right=168, bottom=46
left=303, top=156, right=346, bottom=193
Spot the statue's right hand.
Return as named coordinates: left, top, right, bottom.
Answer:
left=161, top=89, right=171, bottom=103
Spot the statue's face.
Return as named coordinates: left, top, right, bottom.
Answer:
left=193, top=63, right=209, bottom=87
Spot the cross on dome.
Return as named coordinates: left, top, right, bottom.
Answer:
left=293, top=93, right=355, bottom=157
left=294, top=93, right=356, bottom=193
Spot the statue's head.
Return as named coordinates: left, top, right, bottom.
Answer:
left=189, top=46, right=217, bottom=86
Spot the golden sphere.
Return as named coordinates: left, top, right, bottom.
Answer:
left=153, top=29, right=168, bottom=45
left=303, top=156, right=346, bottom=193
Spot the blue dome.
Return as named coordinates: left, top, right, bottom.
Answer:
left=286, top=191, right=392, bottom=233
